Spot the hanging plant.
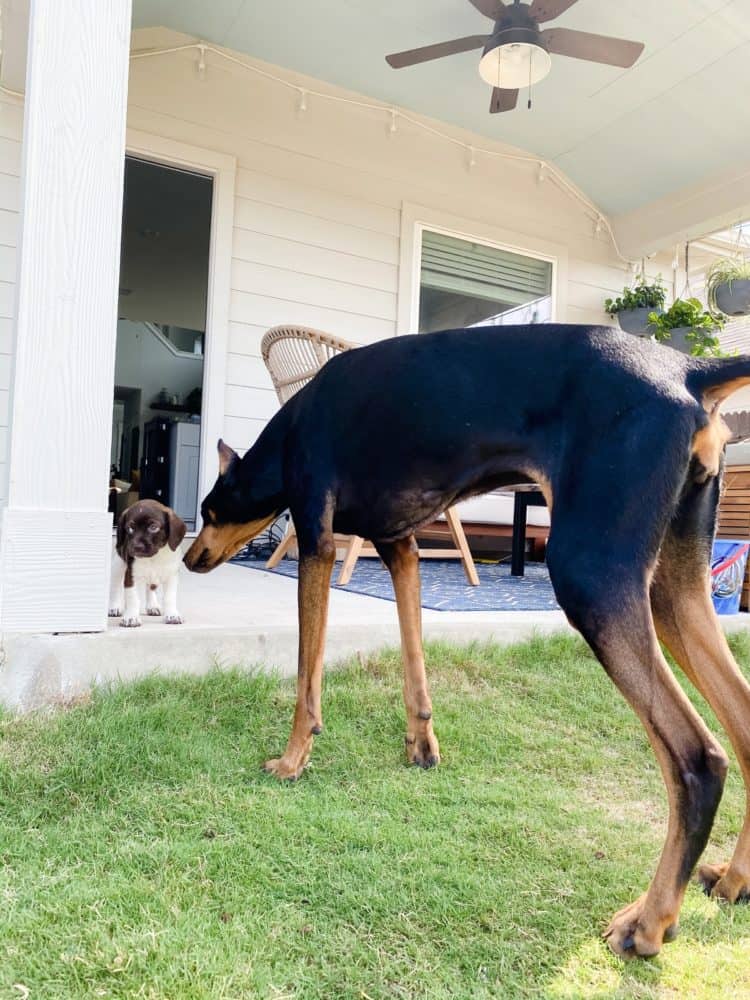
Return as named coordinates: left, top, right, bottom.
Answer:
left=705, top=257, right=750, bottom=317
left=647, top=298, right=725, bottom=357
left=605, top=276, right=666, bottom=335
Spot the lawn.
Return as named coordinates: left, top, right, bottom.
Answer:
left=1, top=633, right=750, bottom=999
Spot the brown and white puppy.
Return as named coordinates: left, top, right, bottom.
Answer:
left=109, top=499, right=187, bottom=627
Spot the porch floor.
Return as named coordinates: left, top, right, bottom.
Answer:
left=2, top=560, right=748, bottom=711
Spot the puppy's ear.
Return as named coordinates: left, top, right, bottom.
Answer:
left=166, top=510, right=187, bottom=552
left=116, top=510, right=129, bottom=560
left=217, top=438, right=239, bottom=477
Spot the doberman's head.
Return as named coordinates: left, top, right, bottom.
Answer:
left=184, top=440, right=279, bottom=573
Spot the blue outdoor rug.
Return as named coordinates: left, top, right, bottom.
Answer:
left=234, top=556, right=559, bottom=612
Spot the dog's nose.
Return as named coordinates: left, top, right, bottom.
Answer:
left=184, top=547, right=210, bottom=572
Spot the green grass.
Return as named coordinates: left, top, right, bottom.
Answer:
left=1, top=634, right=750, bottom=999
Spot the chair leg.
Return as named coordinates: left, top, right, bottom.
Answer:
left=444, top=507, right=479, bottom=586
left=337, top=535, right=365, bottom=585
left=266, top=523, right=296, bottom=569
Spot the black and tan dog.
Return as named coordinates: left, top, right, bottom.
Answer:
left=185, top=324, right=750, bottom=958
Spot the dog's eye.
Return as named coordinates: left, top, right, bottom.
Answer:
left=147, top=523, right=160, bottom=533
left=127, top=525, right=135, bottom=534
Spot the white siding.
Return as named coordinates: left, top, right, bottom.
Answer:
left=0, top=97, right=22, bottom=503
left=3, top=46, right=629, bottom=471
left=124, top=46, right=627, bottom=455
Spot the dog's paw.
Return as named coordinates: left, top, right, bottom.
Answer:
left=119, top=616, right=141, bottom=628
left=146, top=607, right=162, bottom=617
left=405, top=726, right=440, bottom=769
left=697, top=862, right=750, bottom=902
left=108, top=607, right=122, bottom=618
left=603, top=894, right=677, bottom=959
left=164, top=614, right=183, bottom=625
left=263, top=753, right=309, bottom=782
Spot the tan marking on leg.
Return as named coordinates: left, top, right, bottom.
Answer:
left=384, top=536, right=440, bottom=768
left=652, top=537, right=750, bottom=903
left=692, top=415, right=731, bottom=481
left=594, top=609, right=727, bottom=957
left=264, top=531, right=335, bottom=781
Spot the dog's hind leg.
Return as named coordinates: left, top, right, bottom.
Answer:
left=264, top=510, right=335, bottom=781
left=651, top=473, right=750, bottom=904
left=547, top=511, right=728, bottom=959
left=376, top=536, right=440, bottom=768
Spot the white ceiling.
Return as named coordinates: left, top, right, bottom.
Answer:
left=83, top=2, right=750, bottom=217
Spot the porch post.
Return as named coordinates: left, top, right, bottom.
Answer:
left=0, top=0, right=132, bottom=632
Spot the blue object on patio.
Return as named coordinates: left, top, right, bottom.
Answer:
left=711, top=540, right=750, bottom=615
left=235, top=556, right=559, bottom=612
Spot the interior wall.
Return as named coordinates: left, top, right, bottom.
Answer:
left=114, top=320, right=203, bottom=474
left=118, top=157, right=212, bottom=331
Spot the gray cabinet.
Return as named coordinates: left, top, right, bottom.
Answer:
left=169, top=421, right=201, bottom=529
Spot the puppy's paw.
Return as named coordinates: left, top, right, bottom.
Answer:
left=108, top=607, right=122, bottom=618
left=120, top=616, right=141, bottom=628
left=164, top=614, right=183, bottom=625
left=146, top=607, right=162, bottom=616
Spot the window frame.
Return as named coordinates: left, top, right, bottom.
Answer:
left=397, top=202, right=568, bottom=335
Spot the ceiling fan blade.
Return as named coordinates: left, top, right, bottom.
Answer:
left=542, top=28, right=645, bottom=68
left=386, top=34, right=488, bottom=69
left=529, top=0, right=582, bottom=23
left=490, top=87, right=518, bottom=113
left=466, top=0, right=507, bottom=19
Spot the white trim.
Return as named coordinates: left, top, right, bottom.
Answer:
left=124, top=130, right=236, bottom=526
left=397, top=202, right=568, bottom=335
left=141, top=321, right=205, bottom=361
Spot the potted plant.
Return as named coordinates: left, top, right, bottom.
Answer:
left=605, top=276, right=666, bottom=335
left=647, top=297, right=725, bottom=356
left=706, top=257, right=750, bottom=317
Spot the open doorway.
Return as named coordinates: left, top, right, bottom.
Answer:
left=110, top=156, right=213, bottom=531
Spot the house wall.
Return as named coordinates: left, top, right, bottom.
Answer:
left=125, top=46, right=628, bottom=455
left=0, top=44, right=629, bottom=491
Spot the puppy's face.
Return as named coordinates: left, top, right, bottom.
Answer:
left=117, top=501, right=186, bottom=560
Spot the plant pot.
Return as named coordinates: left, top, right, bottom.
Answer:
left=616, top=306, right=662, bottom=336
left=661, top=327, right=697, bottom=354
left=715, top=279, right=750, bottom=317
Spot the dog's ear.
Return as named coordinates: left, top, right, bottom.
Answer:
left=165, top=510, right=187, bottom=552
left=217, top=438, right=239, bottom=477
left=115, top=510, right=129, bottom=560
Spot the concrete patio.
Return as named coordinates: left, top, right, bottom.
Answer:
left=2, top=556, right=749, bottom=713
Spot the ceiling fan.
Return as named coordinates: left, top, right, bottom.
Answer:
left=385, top=0, right=645, bottom=113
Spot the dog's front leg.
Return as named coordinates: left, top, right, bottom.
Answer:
left=146, top=584, right=162, bottom=617
left=264, top=531, right=335, bottom=781
left=120, top=559, right=141, bottom=628
left=376, top=536, right=440, bottom=768
left=162, top=574, right=182, bottom=625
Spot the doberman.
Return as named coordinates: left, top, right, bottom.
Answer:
left=185, top=324, right=750, bottom=958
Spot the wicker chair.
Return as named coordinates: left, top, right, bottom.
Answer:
left=261, top=325, right=479, bottom=586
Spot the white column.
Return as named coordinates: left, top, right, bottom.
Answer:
left=0, top=0, right=132, bottom=632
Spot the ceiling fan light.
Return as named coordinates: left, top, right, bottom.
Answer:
left=479, top=41, right=551, bottom=89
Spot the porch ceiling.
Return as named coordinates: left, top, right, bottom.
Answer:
left=130, top=0, right=750, bottom=219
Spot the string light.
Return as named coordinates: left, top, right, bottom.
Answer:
left=0, top=37, right=642, bottom=265
left=537, top=162, right=546, bottom=184
left=595, top=216, right=603, bottom=236
left=196, top=44, right=206, bottom=80
left=388, top=109, right=398, bottom=135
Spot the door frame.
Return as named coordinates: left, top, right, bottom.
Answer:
left=123, top=129, right=236, bottom=530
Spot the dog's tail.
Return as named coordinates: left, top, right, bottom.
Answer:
left=687, top=354, right=750, bottom=408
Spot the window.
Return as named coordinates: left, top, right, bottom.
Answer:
left=417, top=229, right=553, bottom=333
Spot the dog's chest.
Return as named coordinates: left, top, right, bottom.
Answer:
left=130, top=545, right=181, bottom=585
